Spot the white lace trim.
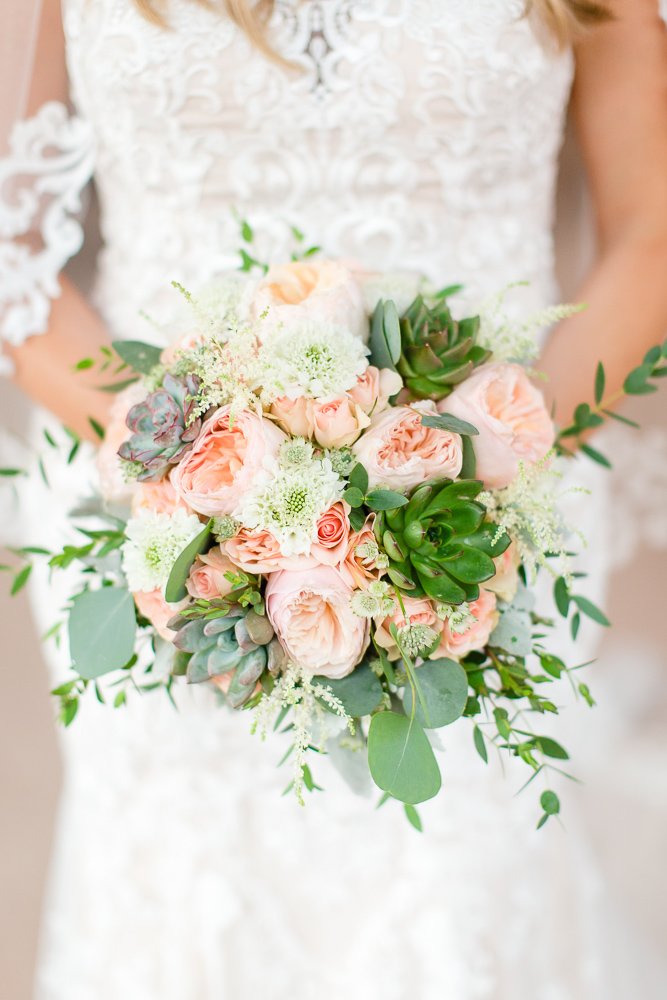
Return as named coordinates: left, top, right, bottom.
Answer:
left=0, top=102, right=95, bottom=371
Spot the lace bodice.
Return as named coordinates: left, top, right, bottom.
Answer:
left=60, top=0, right=573, bottom=340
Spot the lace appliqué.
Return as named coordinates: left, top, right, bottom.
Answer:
left=0, top=102, right=95, bottom=372
left=276, top=0, right=355, bottom=94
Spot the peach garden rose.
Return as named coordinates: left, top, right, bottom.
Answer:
left=224, top=527, right=314, bottom=575
left=436, top=590, right=499, bottom=660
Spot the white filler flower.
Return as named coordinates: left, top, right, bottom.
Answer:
left=122, top=508, right=203, bottom=593
left=258, top=323, right=369, bottom=400
left=236, top=455, right=343, bottom=557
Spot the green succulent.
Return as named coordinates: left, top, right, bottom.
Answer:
left=397, top=295, right=491, bottom=400
left=171, top=608, right=274, bottom=707
left=374, top=479, right=510, bottom=604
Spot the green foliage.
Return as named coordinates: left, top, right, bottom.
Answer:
left=313, top=663, right=383, bottom=718
left=537, top=789, right=560, bottom=829
left=111, top=340, right=163, bottom=375
left=402, top=658, right=468, bottom=729
left=368, top=711, right=442, bottom=805
left=68, top=587, right=137, bottom=680
left=369, top=300, right=402, bottom=371
left=164, top=520, right=213, bottom=602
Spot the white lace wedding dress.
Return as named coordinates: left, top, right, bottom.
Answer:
left=1, top=2, right=628, bottom=997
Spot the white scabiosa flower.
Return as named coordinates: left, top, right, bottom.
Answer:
left=257, top=323, right=369, bottom=400
left=236, top=455, right=344, bottom=557
left=122, top=508, right=203, bottom=593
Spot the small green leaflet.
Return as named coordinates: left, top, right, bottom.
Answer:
left=68, top=587, right=137, bottom=680
left=165, top=520, right=213, bottom=603
left=111, top=340, right=163, bottom=375
left=365, top=489, right=408, bottom=511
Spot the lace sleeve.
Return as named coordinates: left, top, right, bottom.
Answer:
left=0, top=101, right=95, bottom=372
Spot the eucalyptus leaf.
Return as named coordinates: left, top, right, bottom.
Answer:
left=368, top=711, right=442, bottom=804
left=164, top=520, right=213, bottom=603
left=490, top=605, right=533, bottom=657
left=402, top=658, right=468, bottom=729
left=365, top=489, right=409, bottom=511
left=68, top=586, right=136, bottom=679
left=460, top=435, right=477, bottom=479
left=112, top=340, right=163, bottom=374
left=420, top=412, right=479, bottom=436
left=314, top=662, right=383, bottom=717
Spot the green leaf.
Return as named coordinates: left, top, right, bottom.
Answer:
left=68, top=587, right=137, bottom=680
left=535, top=736, right=569, bottom=760
left=111, top=339, right=162, bottom=375
left=368, top=711, right=442, bottom=805
left=572, top=594, right=610, bottom=626
left=365, top=489, right=409, bottom=511
left=594, top=362, right=605, bottom=405
left=570, top=611, right=581, bottom=640
left=623, top=363, right=654, bottom=395
left=402, top=658, right=468, bottom=729
left=578, top=682, right=595, bottom=707
left=349, top=508, right=366, bottom=532
left=580, top=443, right=611, bottom=468
left=473, top=724, right=488, bottom=763
left=75, top=357, right=95, bottom=371
left=369, top=300, right=401, bottom=370
left=313, top=663, right=383, bottom=717
left=164, top=520, right=212, bottom=602
left=459, top=436, right=477, bottom=479
left=382, top=300, right=402, bottom=365
left=420, top=413, right=479, bottom=436
left=540, top=654, right=565, bottom=678
left=553, top=576, right=570, bottom=617
left=88, top=417, right=106, bottom=441
left=403, top=803, right=423, bottom=832
left=348, top=462, right=369, bottom=494
left=342, top=486, right=365, bottom=508
left=602, top=408, right=639, bottom=429
left=540, top=789, right=560, bottom=815
left=10, top=563, right=32, bottom=596
left=0, top=467, right=25, bottom=477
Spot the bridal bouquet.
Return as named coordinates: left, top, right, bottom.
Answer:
left=7, top=254, right=666, bottom=827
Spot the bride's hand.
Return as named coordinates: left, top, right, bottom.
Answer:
left=7, top=275, right=120, bottom=441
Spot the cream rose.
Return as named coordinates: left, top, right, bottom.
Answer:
left=134, top=589, right=187, bottom=641
left=485, top=541, right=521, bottom=603
left=96, top=382, right=148, bottom=503
left=224, top=527, right=314, bottom=575
left=270, top=396, right=315, bottom=438
left=352, top=401, right=463, bottom=491
left=311, top=501, right=351, bottom=567
left=171, top=406, right=286, bottom=517
left=442, top=363, right=555, bottom=489
left=186, top=547, right=237, bottom=601
left=375, top=596, right=443, bottom=660
left=311, top=396, right=370, bottom=448
left=348, top=365, right=403, bottom=416
left=266, top=566, right=369, bottom=679
left=253, top=260, right=368, bottom=342
left=436, top=590, right=498, bottom=660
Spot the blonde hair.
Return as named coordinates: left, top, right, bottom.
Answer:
left=134, top=0, right=610, bottom=54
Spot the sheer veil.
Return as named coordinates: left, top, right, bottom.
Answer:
left=0, top=0, right=44, bottom=155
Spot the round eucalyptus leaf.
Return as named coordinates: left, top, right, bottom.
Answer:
left=68, top=586, right=137, bottom=680
left=403, top=658, right=468, bottom=729
left=368, top=711, right=442, bottom=804
left=313, top=663, right=383, bottom=717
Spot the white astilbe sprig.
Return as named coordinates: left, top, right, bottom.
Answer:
left=477, top=283, right=585, bottom=364
left=479, top=452, right=588, bottom=582
left=172, top=324, right=261, bottom=421
left=251, top=663, right=353, bottom=805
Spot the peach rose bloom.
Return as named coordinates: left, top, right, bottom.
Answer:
left=186, top=547, right=237, bottom=601
left=311, top=395, right=370, bottom=448
left=311, top=501, right=351, bottom=567
left=171, top=405, right=287, bottom=517
left=224, top=527, right=314, bottom=575
left=352, top=401, right=463, bottom=491
left=132, top=477, right=190, bottom=515
left=485, top=541, right=521, bottom=603
left=436, top=590, right=499, bottom=660
left=134, top=589, right=187, bottom=641
left=96, top=382, right=148, bottom=503
left=442, top=363, right=555, bottom=489
left=340, top=513, right=383, bottom=589
left=252, top=260, right=368, bottom=342
left=348, top=366, right=403, bottom=416
left=375, top=596, right=442, bottom=660
left=270, top=395, right=315, bottom=438
left=266, top=566, right=369, bottom=679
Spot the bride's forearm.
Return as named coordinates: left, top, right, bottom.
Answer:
left=7, top=276, right=117, bottom=441
left=539, top=229, right=667, bottom=426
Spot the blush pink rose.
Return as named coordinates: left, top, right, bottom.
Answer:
left=311, top=396, right=370, bottom=448
left=436, top=590, right=499, bottom=660
left=340, top=513, right=383, bottom=589
left=96, top=382, right=148, bottom=503
left=442, top=363, right=555, bottom=489
left=269, top=396, right=315, bottom=438
left=171, top=406, right=286, bottom=517
left=186, top=547, right=237, bottom=601
left=253, top=260, right=367, bottom=342
left=352, top=401, right=463, bottom=491
left=134, top=589, right=188, bottom=641
left=311, top=501, right=351, bottom=566
left=348, top=366, right=403, bottom=416
left=485, top=541, right=521, bottom=603
left=266, top=566, right=369, bottom=679
left=132, top=477, right=190, bottom=515
left=224, top=527, right=314, bottom=575
left=375, top=596, right=443, bottom=660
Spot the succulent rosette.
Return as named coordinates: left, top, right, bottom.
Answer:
left=28, top=251, right=661, bottom=826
